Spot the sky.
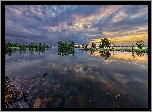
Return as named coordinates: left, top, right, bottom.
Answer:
left=5, top=5, right=148, bottom=46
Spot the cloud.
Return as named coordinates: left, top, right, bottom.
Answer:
left=5, top=5, right=148, bottom=45
left=112, top=10, right=128, bottom=22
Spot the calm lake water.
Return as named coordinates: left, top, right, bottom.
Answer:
left=5, top=48, right=148, bottom=108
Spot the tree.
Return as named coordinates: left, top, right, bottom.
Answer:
left=98, top=38, right=115, bottom=49
left=91, top=43, right=96, bottom=48
left=135, top=40, right=146, bottom=49
left=58, top=41, right=74, bottom=48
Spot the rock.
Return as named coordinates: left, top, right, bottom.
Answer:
left=32, top=89, right=39, bottom=94
left=5, top=94, right=12, bottom=100
left=64, top=100, right=69, bottom=108
left=33, top=98, right=41, bottom=108
left=54, top=84, right=60, bottom=89
left=68, top=96, right=73, bottom=103
left=17, top=102, right=29, bottom=108
left=42, top=82, right=48, bottom=86
left=44, top=89, right=49, bottom=94
left=30, top=78, right=39, bottom=84
left=53, top=98, right=62, bottom=108
left=77, top=93, right=87, bottom=107
left=93, top=95, right=98, bottom=102
left=41, top=97, right=52, bottom=108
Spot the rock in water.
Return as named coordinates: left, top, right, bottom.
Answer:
left=44, top=89, right=49, bottom=94
left=53, top=98, right=62, bottom=108
left=32, top=89, right=39, bottom=94
left=68, top=96, right=73, bottom=103
left=33, top=98, right=41, bottom=108
left=77, top=93, right=87, bottom=107
left=64, top=100, right=69, bottom=108
left=42, top=81, right=48, bottom=86
left=54, top=84, right=60, bottom=89
left=17, top=102, right=29, bottom=108
left=41, top=97, right=52, bottom=108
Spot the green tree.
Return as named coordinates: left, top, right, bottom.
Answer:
left=58, top=41, right=74, bottom=48
left=91, top=43, right=96, bottom=48
left=98, top=38, right=115, bottom=49
left=135, top=40, right=146, bottom=49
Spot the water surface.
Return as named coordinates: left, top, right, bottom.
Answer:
left=5, top=48, right=148, bottom=108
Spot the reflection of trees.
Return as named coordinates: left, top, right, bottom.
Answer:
left=5, top=41, right=52, bottom=56
left=19, top=47, right=26, bottom=54
left=99, top=51, right=111, bottom=60
left=132, top=50, right=145, bottom=58
left=5, top=47, right=17, bottom=56
left=90, top=49, right=96, bottom=54
left=136, top=51, right=145, bottom=57
left=57, top=48, right=75, bottom=56
left=5, top=47, right=50, bottom=56
left=57, top=41, right=75, bottom=56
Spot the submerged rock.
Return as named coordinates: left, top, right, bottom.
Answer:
left=68, top=96, right=73, bottom=103
left=32, top=89, right=39, bottom=94
left=41, top=97, right=52, bottom=108
left=42, top=82, right=48, bottom=86
left=54, top=84, right=60, bottom=89
left=64, top=100, right=69, bottom=108
left=44, top=89, right=49, bottom=94
left=33, top=98, right=41, bottom=108
left=53, top=98, right=62, bottom=108
left=17, top=101, right=29, bottom=108
left=77, top=93, right=87, bottom=107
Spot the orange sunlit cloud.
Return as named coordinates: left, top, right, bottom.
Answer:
left=110, top=33, right=148, bottom=42
left=90, top=33, right=148, bottom=46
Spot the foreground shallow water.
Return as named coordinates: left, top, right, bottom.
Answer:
left=5, top=48, right=148, bottom=108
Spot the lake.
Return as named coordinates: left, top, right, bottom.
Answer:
left=5, top=48, right=148, bottom=108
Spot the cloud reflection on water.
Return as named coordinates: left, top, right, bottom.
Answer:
left=87, top=50, right=148, bottom=70
left=5, top=48, right=148, bottom=108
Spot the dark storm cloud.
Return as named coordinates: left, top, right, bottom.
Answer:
left=5, top=5, right=148, bottom=44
